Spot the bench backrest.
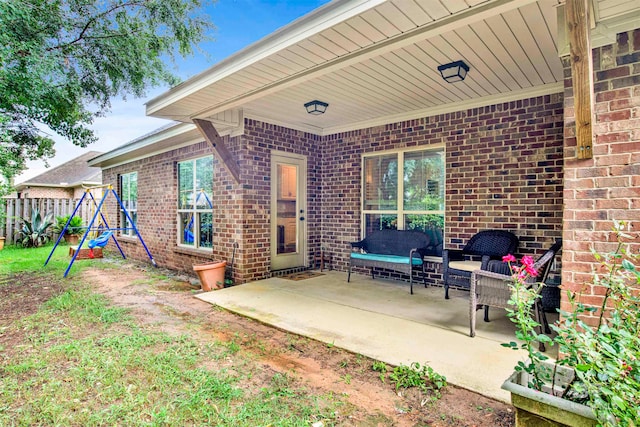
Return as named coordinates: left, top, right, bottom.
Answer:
left=361, top=230, right=436, bottom=256
left=463, top=230, right=519, bottom=258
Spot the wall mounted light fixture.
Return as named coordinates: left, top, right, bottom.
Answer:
left=304, top=100, right=329, bottom=115
left=437, top=60, right=470, bottom=83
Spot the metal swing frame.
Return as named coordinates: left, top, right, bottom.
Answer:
left=45, top=185, right=157, bottom=277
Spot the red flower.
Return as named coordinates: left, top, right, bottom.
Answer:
left=521, top=255, right=535, bottom=267
left=503, top=254, right=516, bottom=263
left=524, top=264, right=538, bottom=277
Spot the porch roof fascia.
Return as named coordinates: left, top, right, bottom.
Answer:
left=145, top=0, right=386, bottom=117
left=88, top=122, right=199, bottom=169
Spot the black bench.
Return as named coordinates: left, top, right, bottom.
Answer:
left=347, top=229, right=439, bottom=294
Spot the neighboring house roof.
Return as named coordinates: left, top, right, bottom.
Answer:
left=15, top=151, right=104, bottom=191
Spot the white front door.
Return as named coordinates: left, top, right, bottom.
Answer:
left=271, top=151, right=307, bottom=271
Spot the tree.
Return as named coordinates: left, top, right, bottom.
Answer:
left=0, top=0, right=213, bottom=182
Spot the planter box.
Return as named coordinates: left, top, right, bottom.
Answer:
left=69, top=246, right=103, bottom=260
left=502, top=362, right=596, bottom=427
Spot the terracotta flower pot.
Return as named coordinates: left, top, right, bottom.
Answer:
left=64, top=234, right=80, bottom=245
left=193, top=261, right=227, bottom=291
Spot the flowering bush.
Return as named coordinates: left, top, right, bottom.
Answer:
left=502, top=221, right=640, bottom=426
left=501, top=253, right=553, bottom=390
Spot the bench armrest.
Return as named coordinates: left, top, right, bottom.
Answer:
left=350, top=239, right=367, bottom=251
left=443, top=249, right=465, bottom=263
left=413, top=246, right=435, bottom=258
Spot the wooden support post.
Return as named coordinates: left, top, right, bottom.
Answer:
left=193, top=119, right=241, bottom=184
left=565, top=0, right=594, bottom=160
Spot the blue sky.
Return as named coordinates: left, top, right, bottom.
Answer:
left=17, top=0, right=330, bottom=183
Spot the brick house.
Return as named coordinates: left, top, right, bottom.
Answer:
left=14, top=151, right=103, bottom=199
left=90, top=0, right=639, bottom=319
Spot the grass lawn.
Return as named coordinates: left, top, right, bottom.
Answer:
left=0, top=243, right=515, bottom=426
left=0, top=245, right=347, bottom=426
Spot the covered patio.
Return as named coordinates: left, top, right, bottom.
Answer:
left=196, top=270, right=558, bottom=402
left=90, top=0, right=639, bottom=406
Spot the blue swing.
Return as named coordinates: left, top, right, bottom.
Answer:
left=88, top=230, right=114, bottom=249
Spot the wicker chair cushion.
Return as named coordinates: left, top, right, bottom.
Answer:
left=462, top=230, right=519, bottom=257
left=350, top=252, right=423, bottom=266
left=448, top=260, right=482, bottom=272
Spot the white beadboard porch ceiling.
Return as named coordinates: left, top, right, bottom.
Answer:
left=146, top=0, right=640, bottom=136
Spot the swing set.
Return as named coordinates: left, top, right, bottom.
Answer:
left=45, top=184, right=157, bottom=277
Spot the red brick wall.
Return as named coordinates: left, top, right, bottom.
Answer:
left=562, top=29, right=640, bottom=320
left=102, top=121, right=320, bottom=284
left=242, top=120, right=322, bottom=279
left=102, top=141, right=227, bottom=274
left=323, top=95, right=565, bottom=272
left=102, top=95, right=564, bottom=284
left=19, top=187, right=73, bottom=199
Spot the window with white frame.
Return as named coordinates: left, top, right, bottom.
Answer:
left=119, top=172, right=137, bottom=237
left=362, top=147, right=445, bottom=254
left=177, top=156, right=213, bottom=249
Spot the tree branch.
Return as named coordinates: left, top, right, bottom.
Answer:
left=47, top=0, right=147, bottom=52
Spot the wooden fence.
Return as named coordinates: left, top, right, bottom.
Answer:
left=2, top=198, right=95, bottom=245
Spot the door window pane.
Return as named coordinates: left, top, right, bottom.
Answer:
left=276, top=163, right=298, bottom=255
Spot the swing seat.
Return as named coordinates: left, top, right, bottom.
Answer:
left=88, top=231, right=113, bottom=249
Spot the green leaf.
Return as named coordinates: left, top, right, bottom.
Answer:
left=611, top=395, right=627, bottom=410
left=0, top=0, right=213, bottom=181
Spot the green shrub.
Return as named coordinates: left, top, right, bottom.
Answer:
left=53, top=215, right=85, bottom=235
left=15, top=208, right=54, bottom=248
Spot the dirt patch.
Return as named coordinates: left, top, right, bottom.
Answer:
left=0, top=272, right=65, bottom=320
left=3, top=261, right=514, bottom=426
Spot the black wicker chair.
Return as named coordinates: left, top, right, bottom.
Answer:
left=442, top=230, right=519, bottom=299
left=470, top=239, right=562, bottom=351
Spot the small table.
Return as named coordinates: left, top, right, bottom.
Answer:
left=313, top=250, right=331, bottom=271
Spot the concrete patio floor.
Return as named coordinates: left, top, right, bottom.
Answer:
left=196, top=270, right=557, bottom=403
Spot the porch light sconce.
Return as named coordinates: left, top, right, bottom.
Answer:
left=437, top=60, right=470, bottom=83
left=304, top=100, right=329, bottom=115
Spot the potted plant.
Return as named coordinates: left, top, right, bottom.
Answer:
left=54, top=215, right=85, bottom=244
left=500, top=221, right=639, bottom=427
